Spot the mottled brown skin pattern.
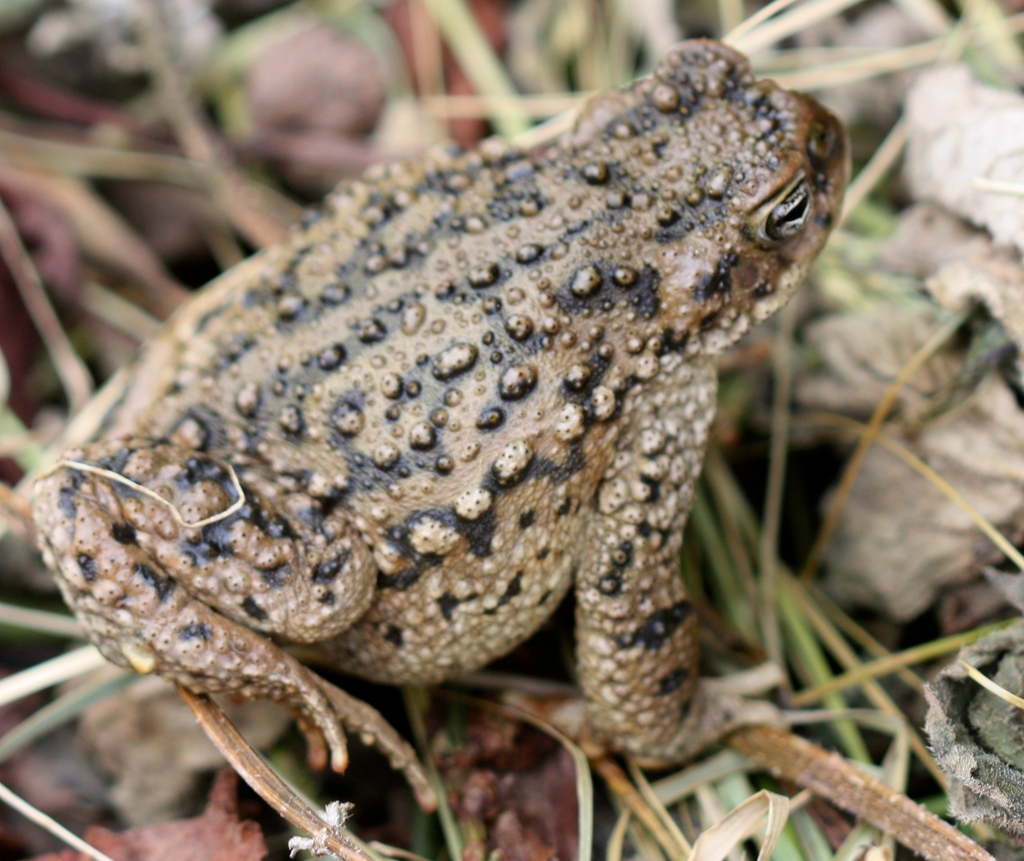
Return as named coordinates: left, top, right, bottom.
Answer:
left=33, top=41, right=847, bottom=787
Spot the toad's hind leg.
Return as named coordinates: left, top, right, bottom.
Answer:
left=32, top=438, right=433, bottom=808
left=574, top=360, right=772, bottom=763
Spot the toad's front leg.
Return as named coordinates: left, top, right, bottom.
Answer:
left=32, top=438, right=432, bottom=806
left=574, top=361, right=776, bottom=763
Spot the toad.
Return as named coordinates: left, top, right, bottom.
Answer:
left=32, top=40, right=848, bottom=803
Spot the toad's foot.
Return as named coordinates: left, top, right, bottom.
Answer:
left=546, top=678, right=782, bottom=765
left=620, top=681, right=783, bottom=767
left=313, top=676, right=436, bottom=810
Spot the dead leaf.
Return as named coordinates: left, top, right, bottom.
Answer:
left=803, top=326, right=1024, bottom=619
left=25, top=770, right=268, bottom=861
left=438, top=709, right=578, bottom=861
left=925, top=624, right=1024, bottom=843
left=797, top=206, right=1024, bottom=619
left=246, top=26, right=386, bottom=139
left=77, top=676, right=291, bottom=826
left=906, top=65, right=1024, bottom=258
left=796, top=303, right=961, bottom=418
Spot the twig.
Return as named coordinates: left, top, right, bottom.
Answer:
left=727, top=725, right=996, bottom=861
left=178, top=687, right=373, bottom=861
left=591, top=756, right=690, bottom=857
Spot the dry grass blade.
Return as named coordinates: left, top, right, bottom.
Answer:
left=728, top=0, right=870, bottom=55
left=893, top=0, right=955, bottom=35
left=0, top=667, right=131, bottom=764
left=972, top=177, right=1024, bottom=196
left=0, top=601, right=83, bottom=638
left=421, top=0, right=530, bottom=137
left=626, top=758, right=692, bottom=854
left=0, top=481, right=33, bottom=538
left=12, top=169, right=189, bottom=316
left=778, top=572, right=947, bottom=787
left=0, top=781, right=118, bottom=861
left=177, top=687, right=375, bottom=861
left=423, top=92, right=585, bottom=120
left=960, top=660, right=1024, bottom=709
left=0, top=645, right=107, bottom=709
left=755, top=10, right=1024, bottom=91
left=650, top=751, right=753, bottom=806
left=727, top=726, right=996, bottom=861
left=593, top=757, right=688, bottom=857
left=81, top=281, right=163, bottom=343
left=133, top=0, right=296, bottom=250
left=718, top=0, right=749, bottom=40
left=0, top=197, right=92, bottom=415
left=810, top=585, right=924, bottom=692
left=55, top=458, right=245, bottom=529
left=605, top=808, right=632, bottom=861
left=961, top=0, right=1024, bottom=68
left=769, top=42, right=942, bottom=90
left=724, top=0, right=807, bottom=46
left=366, top=842, right=434, bottom=861
left=690, top=789, right=797, bottom=861
left=789, top=618, right=1006, bottom=705
left=783, top=576, right=938, bottom=778
left=840, top=120, right=907, bottom=224
left=0, top=128, right=200, bottom=186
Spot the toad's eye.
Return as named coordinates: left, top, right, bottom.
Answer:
left=762, top=179, right=811, bottom=242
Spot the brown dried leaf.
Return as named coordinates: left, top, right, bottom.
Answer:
left=815, top=386, right=1024, bottom=620
left=797, top=206, right=1024, bottom=620
left=439, top=710, right=578, bottom=861
left=26, top=770, right=268, bottom=861
left=246, top=26, right=386, bottom=138
left=77, top=677, right=291, bottom=826
left=906, top=65, right=1024, bottom=257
